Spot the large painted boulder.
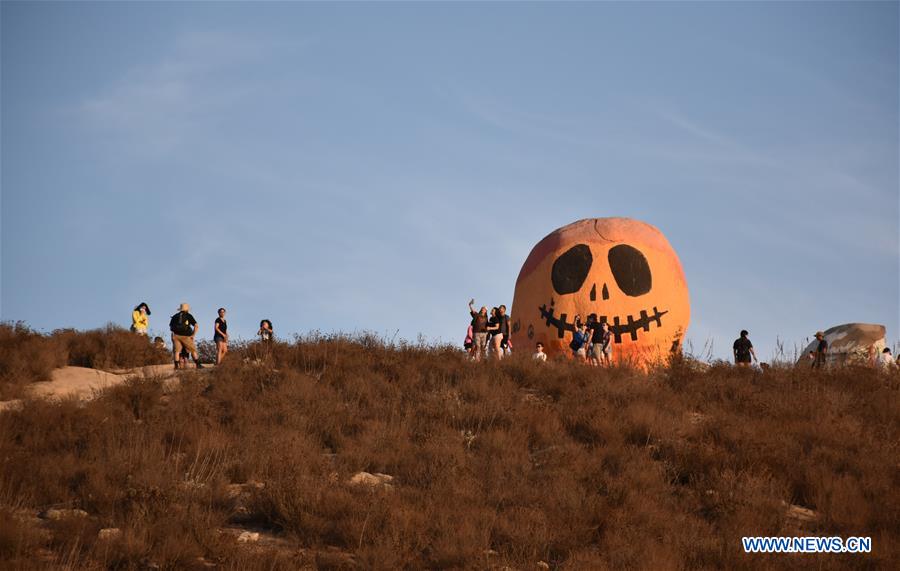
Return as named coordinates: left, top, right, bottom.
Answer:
left=797, top=323, right=886, bottom=367
left=510, top=218, right=690, bottom=365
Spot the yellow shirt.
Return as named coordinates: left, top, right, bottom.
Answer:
left=132, top=310, right=149, bottom=331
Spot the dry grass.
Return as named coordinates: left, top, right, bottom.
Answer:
left=0, top=323, right=67, bottom=400
left=0, top=323, right=168, bottom=399
left=0, top=328, right=898, bottom=569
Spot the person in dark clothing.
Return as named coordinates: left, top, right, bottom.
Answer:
left=588, top=316, right=612, bottom=366
left=468, top=299, right=489, bottom=361
left=498, top=305, right=511, bottom=356
left=258, top=319, right=274, bottom=342
left=812, top=331, right=828, bottom=369
left=732, top=330, right=757, bottom=367
left=487, top=308, right=504, bottom=360
left=214, top=308, right=228, bottom=365
left=169, top=303, right=202, bottom=369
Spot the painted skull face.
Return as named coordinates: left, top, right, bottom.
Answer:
left=509, top=218, right=690, bottom=365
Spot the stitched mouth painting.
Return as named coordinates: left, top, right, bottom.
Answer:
left=509, top=218, right=690, bottom=366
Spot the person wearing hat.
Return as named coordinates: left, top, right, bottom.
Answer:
left=812, top=331, right=828, bottom=369
left=169, top=303, right=202, bottom=369
left=131, top=302, right=151, bottom=335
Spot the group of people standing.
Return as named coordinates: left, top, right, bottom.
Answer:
left=465, top=300, right=511, bottom=361
left=130, top=302, right=276, bottom=369
left=133, top=300, right=898, bottom=371
left=463, top=303, right=614, bottom=366
left=566, top=314, right=614, bottom=366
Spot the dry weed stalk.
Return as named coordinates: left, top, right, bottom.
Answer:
left=0, top=327, right=897, bottom=569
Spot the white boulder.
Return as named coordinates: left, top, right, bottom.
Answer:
left=797, top=323, right=886, bottom=366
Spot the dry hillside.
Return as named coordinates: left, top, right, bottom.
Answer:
left=0, top=326, right=898, bottom=570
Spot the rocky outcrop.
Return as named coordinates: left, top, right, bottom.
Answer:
left=797, top=323, right=886, bottom=366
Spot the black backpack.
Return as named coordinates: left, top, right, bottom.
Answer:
left=169, top=312, right=193, bottom=336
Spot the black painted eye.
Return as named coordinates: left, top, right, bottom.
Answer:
left=608, top=244, right=652, bottom=296
left=552, top=244, right=593, bottom=295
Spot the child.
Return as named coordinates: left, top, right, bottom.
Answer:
left=533, top=342, right=547, bottom=362
left=877, top=348, right=895, bottom=369
left=258, top=319, right=274, bottom=342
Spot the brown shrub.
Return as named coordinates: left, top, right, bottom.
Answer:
left=0, top=331, right=898, bottom=569
left=0, top=323, right=169, bottom=399
left=53, top=324, right=169, bottom=370
left=0, top=322, right=66, bottom=400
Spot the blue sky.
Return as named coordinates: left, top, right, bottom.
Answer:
left=2, top=2, right=898, bottom=360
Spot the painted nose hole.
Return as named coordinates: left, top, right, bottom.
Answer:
left=602, top=283, right=610, bottom=300
left=590, top=284, right=597, bottom=301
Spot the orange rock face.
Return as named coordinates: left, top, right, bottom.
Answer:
left=510, top=218, right=690, bottom=366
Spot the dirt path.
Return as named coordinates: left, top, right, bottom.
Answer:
left=0, top=364, right=215, bottom=412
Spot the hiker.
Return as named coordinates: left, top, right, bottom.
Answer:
left=498, top=305, right=511, bottom=356
left=732, top=330, right=757, bottom=367
left=131, top=302, right=150, bottom=335
left=487, top=307, right=505, bottom=360
left=468, top=299, right=489, bottom=361
left=876, top=347, right=894, bottom=369
left=533, top=342, right=547, bottom=362
left=169, top=303, right=202, bottom=369
left=570, top=315, right=588, bottom=362
left=588, top=317, right=612, bottom=367
left=214, top=308, right=228, bottom=365
left=258, top=319, right=274, bottom=342
left=812, top=331, right=828, bottom=369
left=152, top=336, right=166, bottom=351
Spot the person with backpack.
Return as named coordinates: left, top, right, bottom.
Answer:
left=732, top=330, right=757, bottom=367
left=169, top=303, right=202, bottom=369
left=570, top=315, right=588, bottom=363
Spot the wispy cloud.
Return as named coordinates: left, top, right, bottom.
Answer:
left=78, top=30, right=310, bottom=155
left=438, top=81, right=613, bottom=149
